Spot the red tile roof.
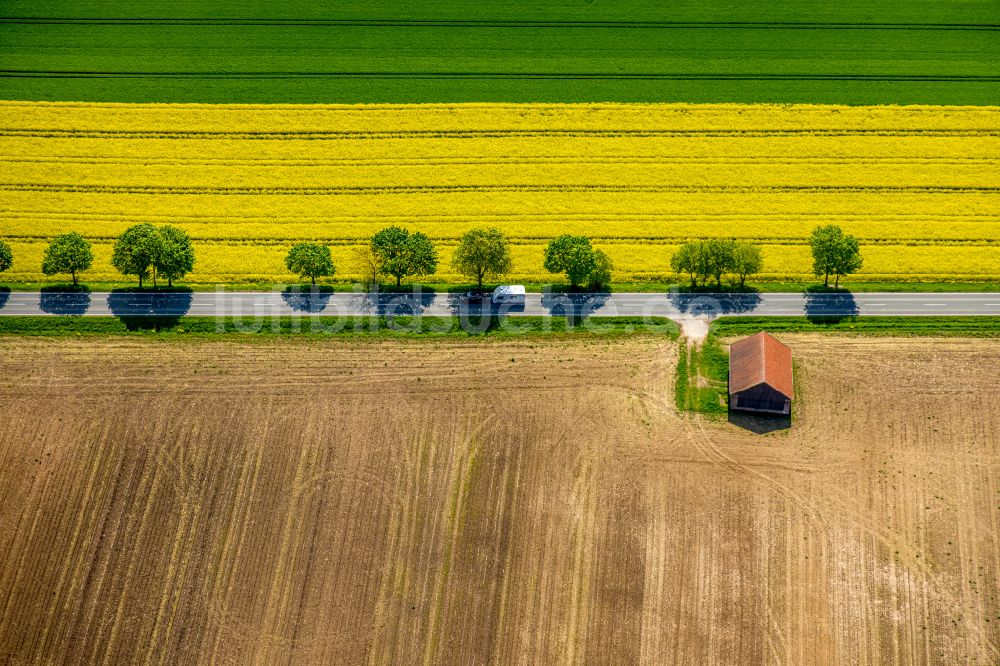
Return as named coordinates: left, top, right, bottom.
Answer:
left=729, top=332, right=793, bottom=399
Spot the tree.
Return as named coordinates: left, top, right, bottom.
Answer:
left=730, top=241, right=763, bottom=289
left=112, top=223, right=161, bottom=288
left=41, top=232, right=93, bottom=286
left=0, top=239, right=12, bottom=276
left=285, top=242, right=335, bottom=285
left=810, top=225, right=863, bottom=288
left=704, top=239, right=736, bottom=288
left=154, top=225, right=195, bottom=287
left=588, top=249, right=613, bottom=290
left=370, top=226, right=438, bottom=287
left=670, top=241, right=706, bottom=288
left=543, top=235, right=597, bottom=287
left=451, top=227, right=512, bottom=289
left=353, top=244, right=383, bottom=291
left=672, top=239, right=762, bottom=289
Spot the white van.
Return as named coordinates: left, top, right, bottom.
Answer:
left=492, top=285, right=526, bottom=305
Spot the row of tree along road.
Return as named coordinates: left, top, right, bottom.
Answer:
left=0, top=224, right=863, bottom=291
left=0, top=224, right=196, bottom=289
left=281, top=227, right=613, bottom=290
left=671, top=225, right=863, bottom=290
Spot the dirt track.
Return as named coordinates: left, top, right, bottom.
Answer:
left=0, top=335, right=997, bottom=664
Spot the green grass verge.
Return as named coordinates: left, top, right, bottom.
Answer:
left=0, top=315, right=680, bottom=339
left=711, top=316, right=1000, bottom=337
left=1, top=0, right=996, bottom=104
left=675, top=336, right=729, bottom=416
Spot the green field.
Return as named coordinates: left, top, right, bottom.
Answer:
left=1, top=0, right=997, bottom=104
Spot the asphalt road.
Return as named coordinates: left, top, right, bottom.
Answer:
left=2, top=290, right=1000, bottom=319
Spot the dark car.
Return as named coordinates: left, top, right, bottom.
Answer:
left=464, top=290, right=489, bottom=303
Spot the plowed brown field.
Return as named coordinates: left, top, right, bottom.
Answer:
left=0, top=335, right=997, bottom=664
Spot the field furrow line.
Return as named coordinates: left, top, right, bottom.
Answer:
left=4, top=183, right=999, bottom=195
left=250, top=410, right=322, bottom=663
left=2, top=18, right=998, bottom=29
left=204, top=398, right=273, bottom=666
left=4, top=70, right=1000, bottom=83
left=28, top=414, right=124, bottom=662
left=3, top=129, right=998, bottom=139
left=422, top=418, right=482, bottom=665
left=3, top=155, right=994, bottom=166
left=95, top=445, right=163, bottom=666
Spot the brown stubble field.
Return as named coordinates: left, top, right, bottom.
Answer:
left=0, top=334, right=997, bottom=665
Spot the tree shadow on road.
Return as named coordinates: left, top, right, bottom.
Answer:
left=352, top=289, right=436, bottom=316
left=40, top=285, right=91, bottom=316
left=540, top=291, right=609, bottom=324
left=107, top=288, right=193, bottom=331
left=0, top=287, right=9, bottom=312
left=281, top=285, right=333, bottom=313
left=667, top=291, right=762, bottom=317
left=804, top=286, right=858, bottom=324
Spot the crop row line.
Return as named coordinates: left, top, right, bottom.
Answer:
left=8, top=211, right=993, bottom=220
left=7, top=235, right=1000, bottom=247
left=4, top=70, right=1000, bottom=82
left=3, top=129, right=995, bottom=140
left=2, top=18, right=997, bottom=30
left=0, top=101, right=989, bottom=112
left=3, top=183, right=999, bottom=195
left=3, top=156, right=993, bottom=166
left=11, top=236, right=1000, bottom=250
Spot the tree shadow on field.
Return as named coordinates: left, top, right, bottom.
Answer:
left=107, top=287, right=193, bottom=331
left=728, top=411, right=791, bottom=435
left=40, top=285, right=92, bottom=316
left=804, top=286, right=858, bottom=324
left=281, top=285, right=333, bottom=313
left=0, top=287, right=9, bottom=312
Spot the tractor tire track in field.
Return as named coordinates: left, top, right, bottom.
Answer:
left=12, top=235, right=1000, bottom=248
left=3, top=183, right=998, bottom=195
left=5, top=155, right=993, bottom=166
left=2, top=18, right=998, bottom=30
left=3, top=128, right=999, bottom=140
left=0, top=337, right=999, bottom=662
left=4, top=71, right=1000, bottom=83
left=683, top=417, right=937, bottom=579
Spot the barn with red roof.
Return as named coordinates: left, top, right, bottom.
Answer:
left=728, top=332, right=793, bottom=416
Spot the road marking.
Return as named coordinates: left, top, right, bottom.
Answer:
left=923, top=303, right=947, bottom=306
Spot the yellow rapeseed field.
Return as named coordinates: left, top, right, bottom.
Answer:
left=1, top=101, right=998, bottom=284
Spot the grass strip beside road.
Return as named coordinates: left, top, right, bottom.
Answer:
left=711, top=316, right=1000, bottom=337
left=0, top=315, right=681, bottom=339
